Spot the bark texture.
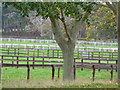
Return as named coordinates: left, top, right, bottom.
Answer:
left=61, top=42, right=75, bottom=81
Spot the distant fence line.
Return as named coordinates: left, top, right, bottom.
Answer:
left=0, top=38, right=118, bottom=46
left=1, top=38, right=56, bottom=44
left=0, top=43, right=118, bottom=52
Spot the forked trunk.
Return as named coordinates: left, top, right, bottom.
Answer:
left=49, top=17, right=78, bottom=81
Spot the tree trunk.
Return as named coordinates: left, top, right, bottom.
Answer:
left=118, top=1, right=120, bottom=84
left=61, top=43, right=75, bottom=81
left=49, top=17, right=79, bottom=81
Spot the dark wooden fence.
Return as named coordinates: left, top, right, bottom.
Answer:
left=0, top=46, right=118, bottom=81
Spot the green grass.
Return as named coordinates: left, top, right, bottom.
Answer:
left=2, top=67, right=118, bottom=88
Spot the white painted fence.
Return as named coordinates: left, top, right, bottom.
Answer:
left=0, top=43, right=118, bottom=52
left=0, top=38, right=118, bottom=46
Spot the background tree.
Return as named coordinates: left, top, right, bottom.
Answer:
left=26, top=12, right=53, bottom=39
left=94, top=1, right=120, bottom=84
left=86, top=6, right=117, bottom=41
left=5, top=2, right=94, bottom=81
left=2, top=5, right=30, bottom=37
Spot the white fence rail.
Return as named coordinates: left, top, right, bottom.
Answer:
left=0, top=38, right=118, bottom=46
left=0, top=43, right=118, bottom=52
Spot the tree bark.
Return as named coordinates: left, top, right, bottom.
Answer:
left=61, top=42, right=75, bottom=81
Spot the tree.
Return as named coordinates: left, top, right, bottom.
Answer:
left=101, top=1, right=120, bottom=84
left=2, top=5, right=30, bottom=36
left=5, top=2, right=94, bottom=81
left=94, top=2, right=120, bottom=84
left=86, top=6, right=117, bottom=41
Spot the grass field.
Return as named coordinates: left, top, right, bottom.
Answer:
left=1, top=40, right=119, bottom=88
left=2, top=67, right=118, bottom=88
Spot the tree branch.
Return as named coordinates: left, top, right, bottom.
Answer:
left=70, top=11, right=90, bottom=42
left=49, top=16, right=66, bottom=43
left=60, top=9, right=71, bottom=41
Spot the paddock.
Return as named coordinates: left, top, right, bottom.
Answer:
left=1, top=43, right=118, bottom=81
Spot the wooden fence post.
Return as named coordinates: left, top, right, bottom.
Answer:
left=28, top=49, right=29, bottom=55
left=116, top=60, right=118, bottom=72
left=12, top=57, right=14, bottom=67
left=17, top=57, right=19, bottom=68
left=81, top=59, right=83, bottom=71
left=52, top=65, right=55, bottom=80
left=33, top=57, right=35, bottom=69
left=8, top=48, right=9, bottom=54
left=27, top=64, right=30, bottom=80
left=42, top=58, right=44, bottom=68
left=110, top=65, right=113, bottom=81
left=92, top=65, right=95, bottom=81
left=14, top=48, right=16, bottom=55
left=52, top=50, right=54, bottom=57
left=1, top=56, right=3, bottom=64
left=47, top=49, right=49, bottom=57
left=73, top=65, right=76, bottom=80
left=107, top=59, right=109, bottom=71
left=77, top=50, right=79, bottom=58
left=74, top=58, right=76, bottom=65
left=98, top=52, right=101, bottom=72
left=57, top=50, right=59, bottom=58
left=27, top=57, right=29, bottom=66
left=58, top=67, right=60, bottom=79
left=112, top=53, right=113, bottom=60
left=18, top=48, right=19, bottom=55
